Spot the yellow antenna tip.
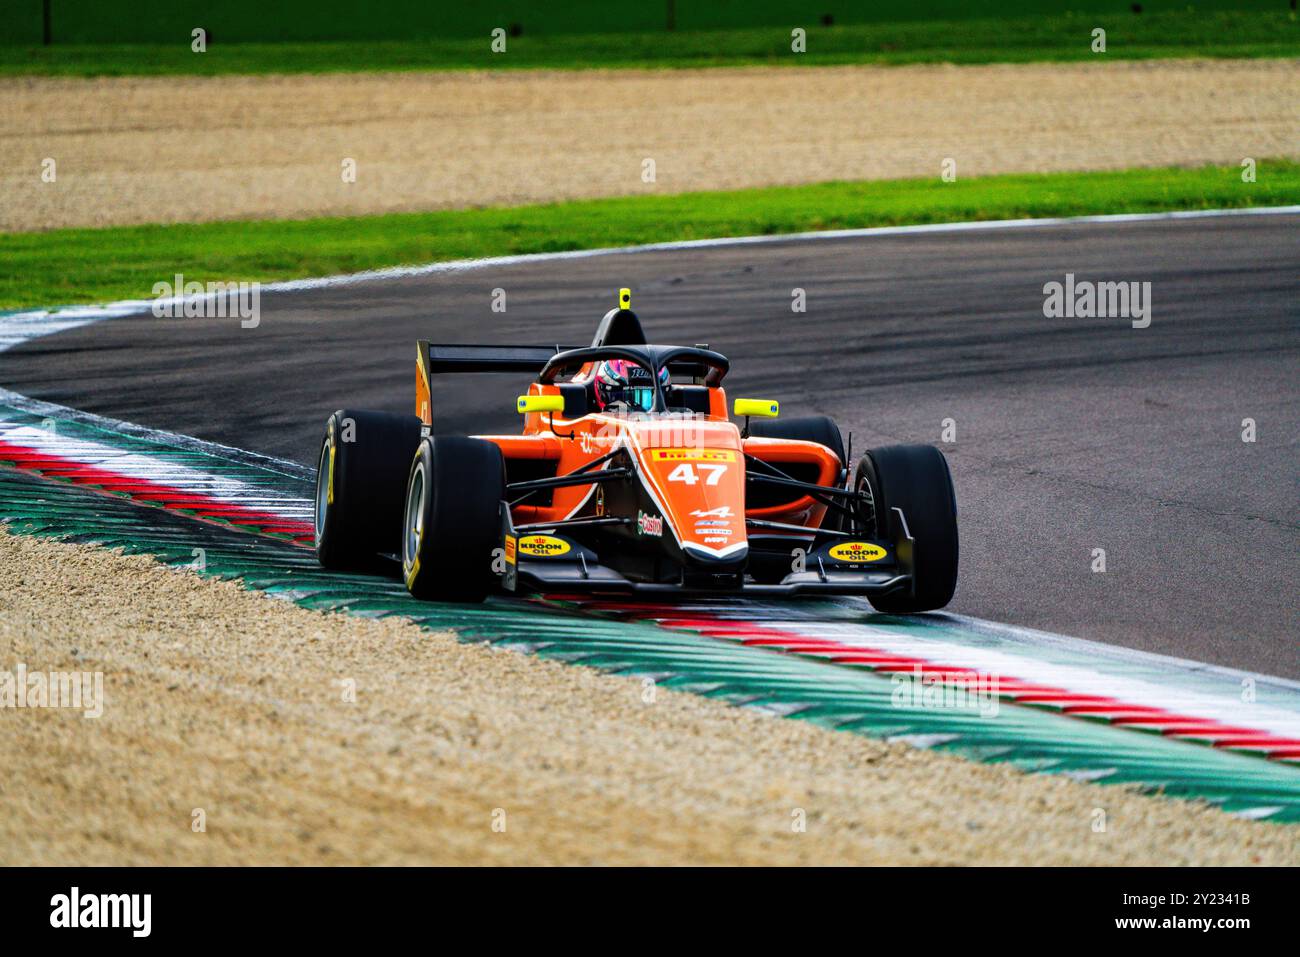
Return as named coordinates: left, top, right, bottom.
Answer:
left=619, top=287, right=631, bottom=309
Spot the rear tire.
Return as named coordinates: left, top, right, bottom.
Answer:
left=853, top=444, right=958, bottom=613
left=402, top=436, right=506, bottom=602
left=315, top=409, right=423, bottom=571
left=748, top=414, right=849, bottom=537
left=748, top=414, right=846, bottom=468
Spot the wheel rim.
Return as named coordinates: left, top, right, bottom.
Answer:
left=855, top=471, right=879, bottom=537
left=404, top=462, right=426, bottom=572
left=314, top=439, right=330, bottom=542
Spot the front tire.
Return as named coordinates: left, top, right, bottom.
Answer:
left=402, top=436, right=506, bottom=602
left=852, top=444, right=958, bottom=613
left=315, top=409, right=422, bottom=571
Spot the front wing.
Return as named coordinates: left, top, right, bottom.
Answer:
left=498, top=506, right=917, bottom=598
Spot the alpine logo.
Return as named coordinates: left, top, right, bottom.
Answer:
left=691, top=506, right=733, bottom=518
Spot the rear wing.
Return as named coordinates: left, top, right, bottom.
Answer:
left=414, top=288, right=647, bottom=426
left=415, top=341, right=581, bottom=426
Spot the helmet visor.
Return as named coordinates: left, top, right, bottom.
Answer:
left=624, top=386, right=653, bottom=412
left=596, top=359, right=662, bottom=413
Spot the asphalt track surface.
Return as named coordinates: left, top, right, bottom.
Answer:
left=4, top=214, right=1298, bottom=677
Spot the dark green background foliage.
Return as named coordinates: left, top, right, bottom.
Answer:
left=3, top=1, right=1289, bottom=44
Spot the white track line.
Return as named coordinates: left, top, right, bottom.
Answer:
left=938, top=609, right=1300, bottom=695
left=0, top=388, right=312, bottom=479
left=789, top=617, right=1300, bottom=739
left=2, top=205, right=1297, bottom=328
left=0, top=423, right=312, bottom=519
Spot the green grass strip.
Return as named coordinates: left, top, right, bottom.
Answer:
left=2, top=160, right=1297, bottom=310
left=1, top=13, right=1296, bottom=76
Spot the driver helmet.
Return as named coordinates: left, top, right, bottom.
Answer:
left=593, top=359, right=668, bottom=413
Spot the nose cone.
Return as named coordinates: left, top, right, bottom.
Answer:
left=681, top=540, right=748, bottom=569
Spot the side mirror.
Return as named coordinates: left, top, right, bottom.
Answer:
left=517, top=394, right=565, bottom=414
left=733, top=398, right=779, bottom=419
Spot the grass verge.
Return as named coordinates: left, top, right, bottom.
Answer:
left=1, top=13, right=1296, bottom=76
left=2, top=161, right=1296, bottom=310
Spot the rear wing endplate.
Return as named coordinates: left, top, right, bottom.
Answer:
left=415, top=341, right=581, bottom=427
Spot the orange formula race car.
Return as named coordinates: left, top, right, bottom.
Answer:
left=313, top=290, right=957, bottom=609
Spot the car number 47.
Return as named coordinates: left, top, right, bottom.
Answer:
left=668, top=463, right=727, bottom=486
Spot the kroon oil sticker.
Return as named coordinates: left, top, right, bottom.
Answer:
left=828, top=541, right=888, bottom=563
left=517, top=535, right=572, bottom=557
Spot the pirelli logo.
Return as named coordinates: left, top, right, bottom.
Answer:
left=650, top=448, right=737, bottom=462
left=504, top=536, right=517, bottom=565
